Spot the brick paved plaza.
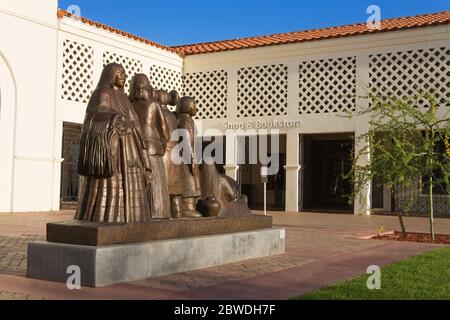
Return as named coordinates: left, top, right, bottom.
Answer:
left=0, top=211, right=448, bottom=300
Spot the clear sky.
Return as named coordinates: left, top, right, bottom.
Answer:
left=57, top=0, right=450, bottom=46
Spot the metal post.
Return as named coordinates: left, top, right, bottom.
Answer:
left=261, top=166, right=268, bottom=216
left=264, top=181, right=267, bottom=216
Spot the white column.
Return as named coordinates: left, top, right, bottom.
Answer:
left=142, top=60, right=152, bottom=80
left=283, top=61, right=301, bottom=212
left=92, top=46, right=104, bottom=86
left=286, top=60, right=299, bottom=119
left=224, top=67, right=239, bottom=180
left=354, top=53, right=371, bottom=215
left=226, top=66, right=239, bottom=119
left=224, top=131, right=239, bottom=180
left=354, top=124, right=371, bottom=215
left=51, top=121, right=64, bottom=211
left=284, top=131, right=300, bottom=212
left=0, top=55, right=16, bottom=212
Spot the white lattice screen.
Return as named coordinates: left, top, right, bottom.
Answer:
left=183, top=70, right=228, bottom=119
left=298, top=56, right=356, bottom=114
left=103, top=52, right=143, bottom=93
left=237, top=64, right=288, bottom=118
left=61, top=39, right=94, bottom=103
left=370, top=47, right=450, bottom=106
left=149, top=65, right=182, bottom=93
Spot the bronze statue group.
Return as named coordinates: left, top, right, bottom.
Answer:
left=76, top=63, right=249, bottom=223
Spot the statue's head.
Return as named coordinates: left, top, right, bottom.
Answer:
left=97, top=63, right=128, bottom=90
left=129, top=74, right=154, bottom=102
left=155, top=89, right=171, bottom=105
left=177, top=96, right=197, bottom=117
left=169, top=90, right=180, bottom=106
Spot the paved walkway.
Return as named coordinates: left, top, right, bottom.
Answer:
left=0, top=211, right=447, bottom=300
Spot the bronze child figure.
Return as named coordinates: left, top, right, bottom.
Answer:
left=130, top=74, right=171, bottom=219
left=176, top=96, right=203, bottom=218
left=158, top=89, right=187, bottom=218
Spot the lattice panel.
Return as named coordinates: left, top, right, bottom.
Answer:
left=299, top=56, right=356, bottom=114
left=61, top=39, right=94, bottom=103
left=183, top=70, right=228, bottom=119
left=103, top=52, right=143, bottom=93
left=149, top=65, right=182, bottom=92
left=370, top=47, right=450, bottom=107
left=237, top=64, right=288, bottom=117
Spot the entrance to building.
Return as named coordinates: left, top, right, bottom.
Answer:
left=237, top=134, right=287, bottom=211
left=60, top=122, right=82, bottom=209
left=302, top=134, right=354, bottom=212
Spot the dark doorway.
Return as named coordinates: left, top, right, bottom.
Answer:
left=372, top=176, right=384, bottom=209
left=303, top=134, right=354, bottom=212
left=237, top=134, right=287, bottom=211
left=60, top=122, right=82, bottom=209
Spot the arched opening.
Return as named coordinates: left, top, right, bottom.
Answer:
left=0, top=52, right=17, bottom=212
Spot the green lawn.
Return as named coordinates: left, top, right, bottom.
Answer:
left=294, top=246, right=450, bottom=300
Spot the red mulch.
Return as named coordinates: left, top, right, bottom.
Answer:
left=373, top=232, right=450, bottom=245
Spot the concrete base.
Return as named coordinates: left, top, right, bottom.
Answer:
left=27, top=228, right=285, bottom=287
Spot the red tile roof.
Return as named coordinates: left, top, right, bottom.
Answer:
left=173, top=11, right=450, bottom=55
left=57, top=10, right=450, bottom=57
left=57, top=9, right=182, bottom=55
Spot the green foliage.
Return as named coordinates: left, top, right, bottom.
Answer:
left=346, top=91, right=450, bottom=239
left=294, top=247, right=450, bottom=300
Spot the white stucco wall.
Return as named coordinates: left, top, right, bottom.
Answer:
left=0, top=0, right=183, bottom=213
left=0, top=52, right=16, bottom=212
left=0, top=0, right=59, bottom=212
left=0, top=0, right=58, bottom=25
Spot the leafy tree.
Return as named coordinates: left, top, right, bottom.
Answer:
left=347, top=92, right=450, bottom=240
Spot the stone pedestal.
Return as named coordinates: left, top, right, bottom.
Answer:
left=46, top=214, right=273, bottom=246
left=27, top=228, right=285, bottom=287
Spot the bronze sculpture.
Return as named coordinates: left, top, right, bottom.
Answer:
left=74, top=63, right=251, bottom=223
left=34, top=64, right=274, bottom=289
left=129, top=74, right=171, bottom=219
left=176, top=97, right=203, bottom=218
left=158, top=89, right=186, bottom=218
left=76, top=63, right=152, bottom=223
left=200, top=163, right=251, bottom=217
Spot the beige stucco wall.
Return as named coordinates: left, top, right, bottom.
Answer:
left=184, top=24, right=450, bottom=214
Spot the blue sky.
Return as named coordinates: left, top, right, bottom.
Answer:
left=57, top=0, right=450, bottom=46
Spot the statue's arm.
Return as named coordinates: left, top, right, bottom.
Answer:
left=157, top=106, right=171, bottom=146
left=182, top=119, right=198, bottom=175
left=79, top=93, right=121, bottom=178
left=87, top=91, right=112, bottom=114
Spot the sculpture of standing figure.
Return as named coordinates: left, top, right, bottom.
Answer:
left=158, top=90, right=186, bottom=218
left=76, top=63, right=152, bottom=223
left=176, top=97, right=203, bottom=218
left=129, top=74, right=171, bottom=219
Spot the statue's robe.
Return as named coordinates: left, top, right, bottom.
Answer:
left=177, top=113, right=201, bottom=198
left=134, top=99, right=171, bottom=219
left=75, top=86, right=151, bottom=223
left=161, top=106, right=185, bottom=196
